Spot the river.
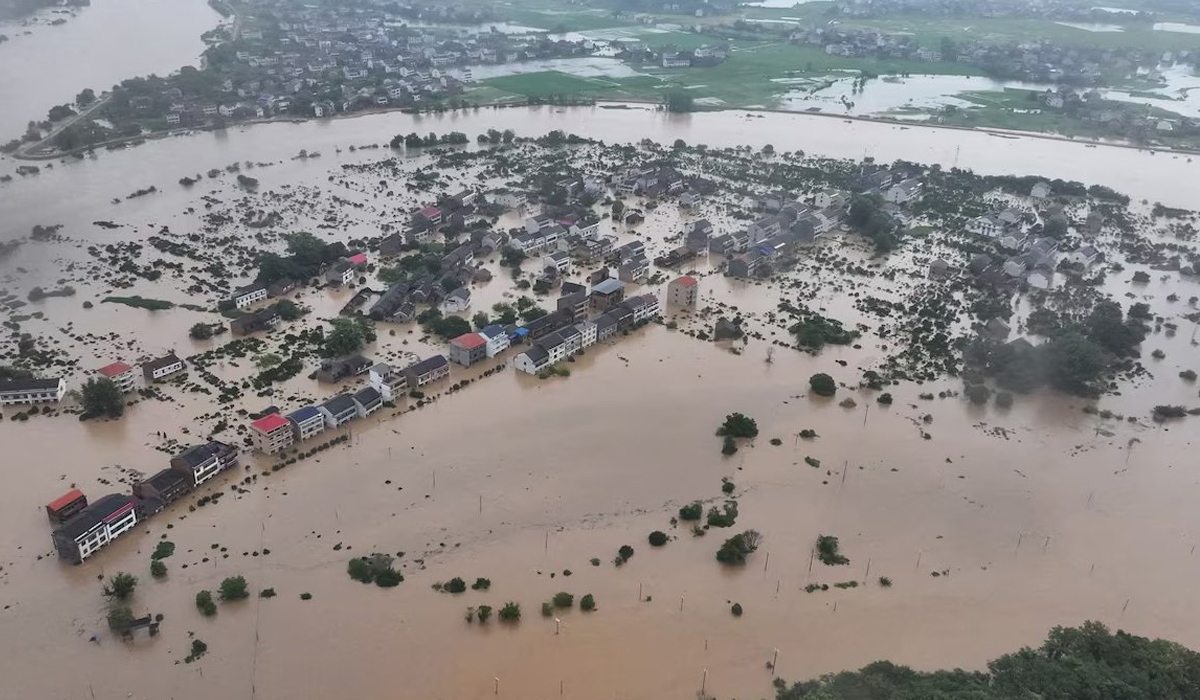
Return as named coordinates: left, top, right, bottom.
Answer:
left=0, top=0, right=222, bottom=138
left=2, top=3, right=1200, bottom=700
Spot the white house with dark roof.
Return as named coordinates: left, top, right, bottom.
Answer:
left=0, top=377, right=65, bottom=405
left=231, top=283, right=268, bottom=309
left=353, top=387, right=383, bottom=417
left=143, top=353, right=184, bottom=382
left=319, top=395, right=359, bottom=428
left=513, top=345, right=550, bottom=374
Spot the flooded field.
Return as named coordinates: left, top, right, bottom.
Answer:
left=4, top=0, right=1200, bottom=693
left=1, top=103, right=1200, bottom=700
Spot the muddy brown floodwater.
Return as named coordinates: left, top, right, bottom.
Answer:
left=4, top=28, right=1200, bottom=698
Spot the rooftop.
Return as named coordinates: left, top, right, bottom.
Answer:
left=289, top=406, right=322, bottom=423
left=451, top=332, right=487, bottom=350
left=322, top=394, right=358, bottom=415
left=144, top=353, right=182, bottom=371
left=97, top=361, right=133, bottom=377
left=593, top=278, right=624, bottom=295
left=0, top=377, right=61, bottom=392
left=673, top=275, right=698, bottom=288
left=47, top=489, right=85, bottom=512
left=251, top=413, right=290, bottom=434
left=409, top=354, right=448, bottom=374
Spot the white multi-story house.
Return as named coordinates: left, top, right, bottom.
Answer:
left=575, top=320, right=597, bottom=349
left=513, top=345, right=550, bottom=374
left=479, top=326, right=510, bottom=358
left=96, top=361, right=137, bottom=392
left=170, top=441, right=238, bottom=487
left=543, top=251, right=571, bottom=275
left=143, top=353, right=185, bottom=382
left=968, top=215, right=1002, bottom=238
left=319, top=395, right=359, bottom=428
left=0, top=377, right=65, bottom=405
left=51, top=494, right=138, bottom=563
left=368, top=363, right=408, bottom=401
left=884, top=178, right=923, bottom=204
left=231, top=283, right=268, bottom=309
left=288, top=406, right=326, bottom=442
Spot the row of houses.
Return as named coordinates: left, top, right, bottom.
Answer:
left=47, top=440, right=239, bottom=563
left=248, top=354, right=449, bottom=454
left=0, top=354, right=184, bottom=407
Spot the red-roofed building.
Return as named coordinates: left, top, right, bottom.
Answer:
left=416, top=206, right=443, bottom=225
left=96, top=361, right=137, bottom=392
left=250, top=412, right=293, bottom=454
left=449, top=332, right=487, bottom=367
left=348, top=252, right=368, bottom=267
left=46, top=489, right=88, bottom=524
left=668, top=275, right=698, bottom=308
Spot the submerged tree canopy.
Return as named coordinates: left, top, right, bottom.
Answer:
left=776, top=621, right=1200, bottom=700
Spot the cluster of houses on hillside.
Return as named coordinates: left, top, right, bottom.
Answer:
left=617, top=41, right=728, bottom=68
left=0, top=353, right=185, bottom=408
left=46, top=440, right=239, bottom=563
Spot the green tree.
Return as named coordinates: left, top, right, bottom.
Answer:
left=476, top=605, right=493, bottom=623
left=716, top=413, right=758, bottom=439
left=648, top=531, right=668, bottom=547
left=716, top=530, right=762, bottom=565
left=1044, top=331, right=1112, bottom=396
left=276, top=299, right=303, bottom=320
left=664, top=90, right=694, bottom=113
left=809, top=373, right=837, bottom=397
left=76, top=88, right=96, bottom=106
left=679, top=502, right=703, bottom=520
left=580, top=594, right=596, bottom=611
left=472, top=311, right=490, bottom=330
left=150, top=560, right=167, bottom=579
left=552, top=592, right=574, bottom=608
left=81, top=377, right=125, bottom=418
left=107, top=606, right=134, bottom=632
left=102, top=572, right=137, bottom=601
left=323, top=317, right=374, bottom=357
left=721, top=435, right=738, bottom=456
left=195, top=590, right=217, bottom=616
left=189, top=322, right=214, bottom=340
left=498, top=601, right=521, bottom=621
left=219, top=575, right=249, bottom=601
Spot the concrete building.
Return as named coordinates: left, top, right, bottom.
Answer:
left=591, top=278, right=625, bottom=311
left=405, top=355, right=450, bottom=388
left=0, top=377, right=66, bottom=405
left=479, top=326, right=510, bottom=357
left=353, top=387, right=383, bottom=417
left=170, top=441, right=238, bottom=487
left=449, top=332, right=488, bottom=367
left=668, top=276, right=698, bottom=307
left=231, top=283, right=268, bottom=309
left=143, top=353, right=184, bottom=382
left=51, top=494, right=138, bottom=564
left=96, top=361, right=137, bottom=392
left=368, top=363, right=408, bottom=401
left=513, top=345, right=550, bottom=374
left=250, top=412, right=294, bottom=454
left=319, top=395, right=359, bottom=428
left=288, top=406, right=326, bottom=442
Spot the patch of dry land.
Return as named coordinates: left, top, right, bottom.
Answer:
left=2, top=127, right=1200, bottom=700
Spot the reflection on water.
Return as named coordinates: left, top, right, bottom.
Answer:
left=1154, top=22, right=1200, bottom=34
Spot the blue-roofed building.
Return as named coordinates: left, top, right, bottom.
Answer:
left=288, top=405, right=326, bottom=442
left=480, top=325, right=510, bottom=357
left=507, top=326, right=530, bottom=344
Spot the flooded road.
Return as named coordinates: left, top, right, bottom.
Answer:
left=3, top=6, right=1200, bottom=700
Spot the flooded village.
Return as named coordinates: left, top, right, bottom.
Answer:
left=6, top=1, right=1200, bottom=699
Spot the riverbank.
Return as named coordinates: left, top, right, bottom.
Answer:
left=11, top=96, right=1200, bottom=165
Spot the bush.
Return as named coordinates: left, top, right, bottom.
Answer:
left=102, top=572, right=137, bottom=601
left=185, top=638, right=208, bottom=663
left=541, top=601, right=554, bottom=617
left=618, top=545, right=634, bottom=560
left=721, top=435, right=738, bottom=455
left=498, top=601, right=520, bottom=622
left=300, top=592, right=312, bottom=600
left=706, top=501, right=739, bottom=528
left=965, top=383, right=992, bottom=405
left=716, top=530, right=763, bottom=565
left=816, top=535, right=849, bottom=566
left=878, top=576, right=893, bottom=588
left=471, top=577, right=491, bottom=591
left=580, top=594, right=595, bottom=612
left=679, top=501, right=703, bottom=521
left=1181, top=369, right=1198, bottom=382
left=552, top=592, right=574, bottom=608
left=348, top=558, right=374, bottom=583
left=731, top=603, right=743, bottom=617
left=150, top=560, right=167, bottom=579
left=375, top=568, right=403, bottom=587
left=877, top=393, right=893, bottom=405
left=107, top=606, right=134, bottom=632
left=722, top=478, right=735, bottom=494
left=259, top=588, right=277, bottom=598
left=590, top=557, right=601, bottom=566
left=151, top=541, right=175, bottom=560
left=648, top=531, right=668, bottom=547
left=189, top=323, right=214, bottom=340
left=196, top=590, right=217, bottom=616
left=443, top=577, right=467, bottom=593
left=476, top=605, right=493, bottom=623
left=809, top=373, right=837, bottom=397
left=716, top=413, right=758, bottom=438
left=219, top=576, right=249, bottom=601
